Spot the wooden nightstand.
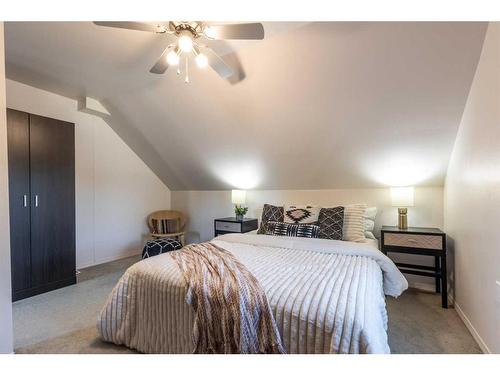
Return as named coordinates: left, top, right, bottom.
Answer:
left=214, top=217, right=258, bottom=237
left=381, top=226, right=448, bottom=308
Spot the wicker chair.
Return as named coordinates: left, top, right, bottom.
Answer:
left=147, top=210, right=186, bottom=246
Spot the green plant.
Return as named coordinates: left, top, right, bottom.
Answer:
left=234, top=205, right=248, bottom=216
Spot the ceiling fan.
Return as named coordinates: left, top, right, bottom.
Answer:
left=93, top=21, right=264, bottom=83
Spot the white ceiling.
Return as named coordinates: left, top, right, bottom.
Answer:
left=5, top=22, right=487, bottom=190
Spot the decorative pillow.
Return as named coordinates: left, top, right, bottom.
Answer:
left=265, top=221, right=320, bottom=238
left=318, top=206, right=344, bottom=240
left=257, top=204, right=284, bottom=234
left=342, top=204, right=367, bottom=242
left=364, top=206, right=377, bottom=240
left=283, top=205, right=320, bottom=224
left=142, top=238, right=182, bottom=259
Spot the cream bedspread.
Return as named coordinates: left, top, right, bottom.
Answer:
left=98, top=234, right=407, bottom=354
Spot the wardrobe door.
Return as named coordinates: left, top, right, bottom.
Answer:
left=7, top=109, right=32, bottom=297
left=29, top=114, right=75, bottom=289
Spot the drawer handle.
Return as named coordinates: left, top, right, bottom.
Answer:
left=407, top=238, right=418, bottom=243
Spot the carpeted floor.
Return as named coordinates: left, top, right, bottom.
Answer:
left=13, top=255, right=482, bottom=354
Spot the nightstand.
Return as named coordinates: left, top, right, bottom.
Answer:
left=214, top=217, right=258, bottom=237
left=381, top=226, right=448, bottom=308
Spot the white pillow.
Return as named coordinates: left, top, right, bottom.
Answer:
left=364, top=206, right=377, bottom=240
left=283, top=205, right=320, bottom=224
left=343, top=204, right=367, bottom=242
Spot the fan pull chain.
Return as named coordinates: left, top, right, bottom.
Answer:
left=177, top=65, right=181, bottom=75
left=184, top=57, right=190, bottom=84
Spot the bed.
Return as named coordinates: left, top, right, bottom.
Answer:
left=98, top=233, right=407, bottom=354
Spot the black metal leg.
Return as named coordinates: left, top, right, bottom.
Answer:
left=441, top=254, right=448, bottom=308
left=435, top=256, right=441, bottom=293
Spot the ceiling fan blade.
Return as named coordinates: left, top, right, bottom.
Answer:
left=204, top=23, right=264, bottom=40
left=93, top=21, right=169, bottom=34
left=149, top=46, right=173, bottom=74
left=202, top=48, right=234, bottom=79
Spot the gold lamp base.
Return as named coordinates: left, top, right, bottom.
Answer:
left=398, top=208, right=408, bottom=229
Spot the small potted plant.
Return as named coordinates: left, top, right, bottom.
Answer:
left=235, top=206, right=248, bottom=221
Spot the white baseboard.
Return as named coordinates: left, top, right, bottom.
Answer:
left=454, top=302, right=491, bottom=354
left=78, top=249, right=142, bottom=270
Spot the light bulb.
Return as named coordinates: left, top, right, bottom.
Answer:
left=195, top=53, right=208, bottom=68
left=178, top=35, right=193, bottom=52
left=166, top=50, right=179, bottom=66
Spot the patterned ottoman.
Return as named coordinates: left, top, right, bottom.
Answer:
left=142, top=238, right=183, bottom=259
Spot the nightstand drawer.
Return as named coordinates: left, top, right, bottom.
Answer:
left=383, top=233, right=443, bottom=250
left=215, top=221, right=242, bottom=232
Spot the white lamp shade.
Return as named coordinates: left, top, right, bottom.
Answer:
left=231, top=190, right=246, bottom=205
left=391, top=187, right=414, bottom=207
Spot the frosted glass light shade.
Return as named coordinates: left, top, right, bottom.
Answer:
left=166, top=50, right=180, bottom=66
left=391, top=187, right=414, bottom=207
left=231, top=190, right=246, bottom=205
left=178, top=35, right=193, bottom=52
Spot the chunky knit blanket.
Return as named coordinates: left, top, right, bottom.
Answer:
left=170, top=242, right=285, bottom=354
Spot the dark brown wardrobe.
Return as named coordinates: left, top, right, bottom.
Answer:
left=7, top=109, right=76, bottom=301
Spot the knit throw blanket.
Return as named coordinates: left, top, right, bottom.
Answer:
left=170, top=242, right=285, bottom=354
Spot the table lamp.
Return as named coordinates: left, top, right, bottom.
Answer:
left=391, top=187, right=414, bottom=229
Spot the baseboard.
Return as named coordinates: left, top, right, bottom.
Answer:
left=78, top=249, right=142, bottom=270
left=454, top=302, right=491, bottom=354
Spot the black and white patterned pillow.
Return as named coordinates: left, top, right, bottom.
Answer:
left=265, top=221, right=320, bottom=238
left=318, top=206, right=344, bottom=240
left=284, top=205, right=320, bottom=224
left=142, top=238, right=183, bottom=259
left=257, top=204, right=284, bottom=234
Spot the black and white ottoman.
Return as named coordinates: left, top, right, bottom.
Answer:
left=142, top=238, right=183, bottom=259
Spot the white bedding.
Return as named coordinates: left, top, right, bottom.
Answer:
left=98, top=234, right=407, bottom=353
left=364, top=237, right=379, bottom=249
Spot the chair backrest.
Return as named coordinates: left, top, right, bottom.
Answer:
left=147, top=210, right=186, bottom=234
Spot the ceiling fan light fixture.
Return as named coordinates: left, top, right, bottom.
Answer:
left=166, top=50, right=180, bottom=66
left=178, top=34, right=193, bottom=52
left=195, top=53, right=208, bottom=68
left=93, top=21, right=265, bottom=82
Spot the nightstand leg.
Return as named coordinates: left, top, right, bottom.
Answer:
left=441, top=254, right=448, bottom=308
left=435, top=256, right=441, bottom=293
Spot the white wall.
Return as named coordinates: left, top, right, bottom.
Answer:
left=0, top=22, right=14, bottom=354
left=444, top=23, right=500, bottom=354
left=172, top=187, right=444, bottom=289
left=6, top=80, right=171, bottom=268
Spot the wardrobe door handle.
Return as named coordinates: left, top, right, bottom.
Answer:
left=35, top=195, right=39, bottom=207
left=23, top=195, right=28, bottom=207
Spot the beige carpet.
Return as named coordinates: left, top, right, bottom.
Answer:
left=14, top=255, right=481, bottom=354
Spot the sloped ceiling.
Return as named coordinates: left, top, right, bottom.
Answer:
left=5, top=22, right=487, bottom=190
